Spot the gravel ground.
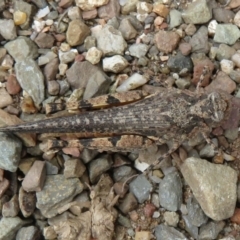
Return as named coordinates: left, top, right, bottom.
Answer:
left=1, top=0, right=240, bottom=239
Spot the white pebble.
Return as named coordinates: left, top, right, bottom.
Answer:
left=134, top=159, right=149, bottom=172
left=103, top=55, right=128, bottom=73
left=32, top=20, right=45, bottom=32
left=208, top=20, right=218, bottom=36
left=220, top=59, right=234, bottom=74
left=86, top=47, right=102, bottom=65
left=36, top=6, right=50, bottom=19
left=45, top=19, right=53, bottom=26
left=116, top=73, right=148, bottom=92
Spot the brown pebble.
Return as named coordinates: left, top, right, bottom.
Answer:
left=19, top=186, right=36, bottom=217
left=0, top=178, right=10, bottom=198
left=179, top=42, right=192, bottom=56
left=144, top=203, right=156, bottom=218
left=54, top=33, right=66, bottom=42
left=82, top=9, right=97, bottom=20
left=6, top=74, right=21, bottom=95
left=75, top=54, right=85, bottom=62
left=20, top=96, right=37, bottom=114
left=129, top=210, right=139, bottom=221
left=58, top=0, right=73, bottom=8
left=231, top=208, right=240, bottom=224
left=2, top=194, right=19, bottom=217
left=22, top=160, right=46, bottom=192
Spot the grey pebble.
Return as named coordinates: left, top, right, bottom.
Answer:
left=0, top=133, right=22, bottom=172
left=36, top=174, right=84, bottom=218
left=129, top=174, right=152, bottom=203
left=214, top=24, right=240, bottom=45
left=4, top=36, right=39, bottom=62
left=0, top=217, right=27, bottom=240
left=159, top=170, right=182, bottom=211
left=16, top=226, right=41, bottom=240
left=15, top=58, right=45, bottom=108
left=129, top=43, right=149, bottom=58
left=88, top=154, right=112, bottom=183
left=113, top=165, right=136, bottom=182
left=155, top=224, right=187, bottom=240
left=167, top=52, right=193, bottom=73
left=199, top=221, right=225, bottom=240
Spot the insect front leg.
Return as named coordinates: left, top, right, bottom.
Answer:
left=46, top=135, right=154, bottom=153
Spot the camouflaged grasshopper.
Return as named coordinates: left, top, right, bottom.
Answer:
left=0, top=87, right=232, bottom=163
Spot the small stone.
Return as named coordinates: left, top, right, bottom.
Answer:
left=231, top=52, right=240, bottom=68
left=205, top=71, right=236, bottom=94
left=36, top=174, right=84, bottom=218
left=220, top=59, right=234, bottom=74
left=199, top=221, right=225, bottom=240
left=34, top=32, right=55, bottom=49
left=155, top=224, right=187, bottom=239
left=76, top=0, right=109, bottom=11
left=2, top=195, right=19, bottom=217
left=88, top=154, right=112, bottom=183
left=4, top=36, right=39, bottom=62
left=64, top=158, right=86, bottom=178
left=43, top=57, right=59, bottom=81
left=0, top=88, right=13, bottom=108
left=169, top=9, right=182, bottom=29
left=214, top=24, right=240, bottom=45
left=98, top=0, right=120, bottom=20
left=144, top=203, right=156, bottom=218
left=119, top=192, right=138, bottom=214
left=152, top=3, right=169, bottom=18
left=68, top=6, right=81, bottom=20
left=1, top=54, right=13, bottom=70
left=155, top=30, right=180, bottom=54
left=14, top=0, right=34, bottom=30
left=231, top=208, right=240, bottom=224
left=179, top=42, right=192, bottom=56
left=84, top=36, right=96, bottom=50
left=0, top=19, right=17, bottom=40
left=129, top=174, right=152, bottom=203
left=116, top=73, right=147, bottom=92
left=0, top=217, right=26, bottom=240
left=213, top=7, right=235, bottom=24
left=159, top=170, right=183, bottom=211
left=135, top=231, right=151, bottom=240
left=118, top=18, right=137, bottom=40
left=230, top=70, right=240, bottom=83
left=35, top=5, right=50, bottom=18
left=103, top=55, right=128, bottom=73
left=94, top=25, right=127, bottom=56
left=234, top=10, right=240, bottom=27
left=66, top=19, right=90, bottom=46
left=82, top=9, right=97, bottom=19
left=0, top=133, right=22, bottom=172
left=20, top=95, right=37, bottom=114
left=208, top=19, right=218, bottom=36
left=13, top=10, right=27, bottom=25
left=199, top=138, right=218, bottom=158
left=19, top=187, right=36, bottom=217
left=216, top=44, right=236, bottom=61
left=185, top=23, right=197, bottom=36
left=15, top=58, right=45, bottom=108
left=58, top=0, right=73, bottom=8
left=0, top=178, right=10, bottom=198
left=190, top=26, right=209, bottom=54
left=59, top=50, right=76, bottom=64
left=163, top=211, right=179, bottom=227
left=175, top=78, right=190, bottom=89
left=22, top=160, right=46, bottom=192
left=86, top=47, right=102, bottom=64
left=167, top=52, right=193, bottom=73
left=113, top=165, right=136, bottom=182
left=180, top=157, right=237, bottom=221
left=16, top=226, right=41, bottom=240
left=182, top=0, right=212, bottom=24
left=129, top=43, right=149, bottom=58
left=47, top=80, right=60, bottom=96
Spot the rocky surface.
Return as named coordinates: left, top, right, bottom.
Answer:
left=0, top=0, right=240, bottom=239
